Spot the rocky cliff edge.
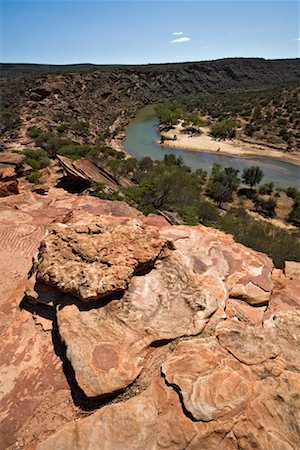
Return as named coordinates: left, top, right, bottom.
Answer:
left=0, top=188, right=299, bottom=449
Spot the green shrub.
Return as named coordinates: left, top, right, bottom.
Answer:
left=210, top=119, right=238, bottom=140
left=288, top=203, right=300, bottom=227
left=197, top=201, right=220, bottom=226
left=258, top=182, right=274, bottom=195
left=57, top=144, right=98, bottom=160
left=27, top=126, right=43, bottom=139
left=254, top=197, right=277, bottom=218
left=57, top=124, right=67, bottom=133
left=26, top=171, right=42, bottom=184
left=21, top=148, right=50, bottom=170
left=242, top=166, right=264, bottom=189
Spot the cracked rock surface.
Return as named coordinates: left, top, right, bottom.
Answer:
left=0, top=187, right=300, bottom=449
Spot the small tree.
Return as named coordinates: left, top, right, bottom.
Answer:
left=254, top=197, right=277, bottom=218
left=207, top=181, right=233, bottom=206
left=242, top=166, right=264, bottom=189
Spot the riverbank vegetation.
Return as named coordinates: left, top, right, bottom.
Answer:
left=155, top=84, right=300, bottom=152
left=86, top=147, right=300, bottom=268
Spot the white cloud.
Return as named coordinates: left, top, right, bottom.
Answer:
left=172, top=36, right=191, bottom=43
left=173, top=31, right=183, bottom=36
left=297, top=37, right=300, bottom=41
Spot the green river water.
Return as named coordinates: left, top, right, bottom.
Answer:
left=124, top=106, right=300, bottom=189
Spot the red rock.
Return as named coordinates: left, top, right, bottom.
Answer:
left=162, top=337, right=252, bottom=421
left=226, top=298, right=265, bottom=325
left=37, top=220, right=170, bottom=302
left=56, top=250, right=220, bottom=397
left=216, top=318, right=278, bottom=365
left=265, top=268, right=300, bottom=318
left=36, top=312, right=300, bottom=450
left=161, top=225, right=274, bottom=305
left=1, top=187, right=299, bottom=450
left=285, top=260, right=300, bottom=280
left=0, top=189, right=149, bottom=447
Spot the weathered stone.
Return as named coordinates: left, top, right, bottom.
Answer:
left=36, top=311, right=300, bottom=450
left=0, top=178, right=19, bottom=196
left=161, top=226, right=274, bottom=305
left=35, top=377, right=234, bottom=450
left=285, top=260, right=300, bottom=280
left=265, top=268, right=300, bottom=318
left=162, top=337, right=252, bottom=421
left=2, top=186, right=300, bottom=450
left=57, top=250, right=220, bottom=397
left=37, top=220, right=170, bottom=302
left=216, top=318, right=278, bottom=365
left=0, top=188, right=151, bottom=448
left=225, top=298, right=265, bottom=325
left=57, top=155, right=120, bottom=188
left=264, top=311, right=300, bottom=371
left=0, top=151, right=26, bottom=167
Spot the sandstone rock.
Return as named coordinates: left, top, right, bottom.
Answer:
left=0, top=178, right=19, bottom=196
left=232, top=370, right=300, bottom=450
left=35, top=377, right=235, bottom=450
left=265, top=268, right=300, bottom=318
left=162, top=337, right=252, bottom=421
left=36, top=312, right=300, bottom=450
left=37, top=220, right=170, bottom=302
left=57, top=250, right=220, bottom=397
left=57, top=155, right=119, bottom=188
left=0, top=151, right=26, bottom=167
left=225, top=298, right=265, bottom=325
left=0, top=152, right=27, bottom=197
left=161, top=226, right=274, bottom=305
left=285, top=260, right=300, bottom=280
left=2, top=186, right=300, bottom=450
left=216, top=318, right=278, bottom=365
left=0, top=188, right=150, bottom=448
left=264, top=311, right=300, bottom=372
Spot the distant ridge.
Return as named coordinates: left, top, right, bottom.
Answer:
left=1, top=57, right=300, bottom=78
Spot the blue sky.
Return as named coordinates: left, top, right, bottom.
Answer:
left=1, top=1, right=299, bottom=64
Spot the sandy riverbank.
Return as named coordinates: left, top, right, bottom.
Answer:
left=160, top=124, right=300, bottom=167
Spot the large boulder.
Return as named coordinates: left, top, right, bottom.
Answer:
left=37, top=220, right=171, bottom=301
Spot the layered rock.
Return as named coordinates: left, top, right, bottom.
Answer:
left=160, top=226, right=274, bottom=305
left=56, top=250, right=221, bottom=397
left=1, top=186, right=299, bottom=450
left=0, top=151, right=27, bottom=197
left=57, top=155, right=120, bottom=189
left=37, top=311, right=300, bottom=450
left=0, top=188, right=152, bottom=448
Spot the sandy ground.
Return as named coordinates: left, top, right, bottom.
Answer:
left=160, top=124, right=300, bottom=167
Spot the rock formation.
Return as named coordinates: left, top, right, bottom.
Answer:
left=0, top=187, right=299, bottom=449
left=0, top=152, right=29, bottom=197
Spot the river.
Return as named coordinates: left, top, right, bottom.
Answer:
left=124, top=106, right=300, bottom=189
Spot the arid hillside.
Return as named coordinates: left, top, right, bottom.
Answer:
left=1, top=58, right=300, bottom=149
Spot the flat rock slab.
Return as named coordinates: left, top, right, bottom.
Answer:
left=37, top=220, right=170, bottom=301
left=36, top=310, right=300, bottom=450
left=57, top=250, right=221, bottom=397
left=162, top=337, right=252, bottom=421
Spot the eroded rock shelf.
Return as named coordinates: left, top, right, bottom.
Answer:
left=0, top=187, right=299, bottom=449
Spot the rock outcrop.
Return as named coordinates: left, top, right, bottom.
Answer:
left=0, top=152, right=28, bottom=197
left=57, top=155, right=121, bottom=189
left=0, top=187, right=299, bottom=449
